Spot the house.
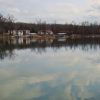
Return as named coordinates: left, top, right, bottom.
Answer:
left=38, top=30, right=53, bottom=35
left=38, top=30, right=44, bottom=35
left=8, top=30, right=30, bottom=36
left=46, top=30, right=53, bottom=35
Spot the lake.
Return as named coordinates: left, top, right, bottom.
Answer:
left=0, top=38, right=100, bottom=100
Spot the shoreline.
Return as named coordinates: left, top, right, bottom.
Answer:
left=1, top=34, right=100, bottom=40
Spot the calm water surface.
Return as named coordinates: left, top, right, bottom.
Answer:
left=0, top=38, right=100, bottom=100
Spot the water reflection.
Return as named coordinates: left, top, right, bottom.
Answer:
left=0, top=37, right=100, bottom=60
left=0, top=38, right=100, bottom=100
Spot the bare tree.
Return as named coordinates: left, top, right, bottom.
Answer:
left=6, top=15, right=15, bottom=35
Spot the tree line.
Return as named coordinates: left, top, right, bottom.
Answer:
left=0, top=13, right=100, bottom=36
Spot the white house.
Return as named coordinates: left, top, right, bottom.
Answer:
left=9, top=30, right=30, bottom=36
left=38, top=30, right=53, bottom=35
left=46, top=30, right=53, bottom=35
left=38, top=30, right=44, bottom=35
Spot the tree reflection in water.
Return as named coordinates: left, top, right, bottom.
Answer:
left=0, top=37, right=100, bottom=60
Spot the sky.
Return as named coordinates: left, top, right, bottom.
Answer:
left=0, top=0, right=100, bottom=23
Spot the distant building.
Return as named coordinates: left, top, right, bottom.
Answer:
left=38, top=30, right=53, bottom=35
left=38, top=30, right=44, bottom=35
left=8, top=30, right=30, bottom=36
left=46, top=30, right=53, bottom=35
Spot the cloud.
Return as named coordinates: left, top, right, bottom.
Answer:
left=0, top=0, right=100, bottom=23
left=89, top=0, right=100, bottom=5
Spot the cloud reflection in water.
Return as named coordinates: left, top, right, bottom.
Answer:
left=0, top=46, right=100, bottom=100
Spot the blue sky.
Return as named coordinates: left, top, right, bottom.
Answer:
left=0, top=0, right=100, bottom=23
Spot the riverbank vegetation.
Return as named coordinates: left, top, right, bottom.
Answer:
left=0, top=13, right=100, bottom=37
